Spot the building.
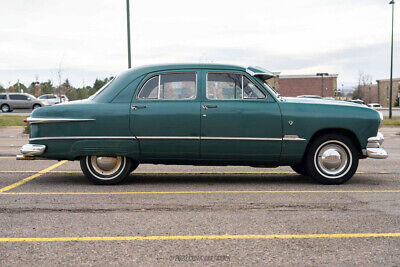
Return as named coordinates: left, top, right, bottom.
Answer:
left=377, top=78, right=400, bottom=107
left=358, top=84, right=379, bottom=104
left=272, top=74, right=338, bottom=97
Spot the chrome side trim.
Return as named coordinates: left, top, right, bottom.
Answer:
left=283, top=135, right=306, bottom=141
left=29, top=136, right=134, bottom=141
left=137, top=136, right=200, bottom=140
left=28, top=136, right=307, bottom=142
left=27, top=117, right=95, bottom=124
left=201, top=137, right=281, bottom=141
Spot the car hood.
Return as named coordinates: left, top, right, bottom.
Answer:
left=281, top=97, right=368, bottom=108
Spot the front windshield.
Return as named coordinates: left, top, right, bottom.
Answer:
left=256, top=77, right=281, bottom=99
left=88, top=77, right=116, bottom=100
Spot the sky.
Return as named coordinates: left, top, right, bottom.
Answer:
left=0, top=0, right=399, bottom=89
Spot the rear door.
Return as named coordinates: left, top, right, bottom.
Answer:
left=130, top=71, right=201, bottom=160
left=9, top=94, right=28, bottom=108
left=200, top=71, right=282, bottom=164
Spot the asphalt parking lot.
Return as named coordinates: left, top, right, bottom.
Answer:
left=0, top=127, right=399, bottom=265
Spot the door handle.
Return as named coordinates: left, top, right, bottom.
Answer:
left=132, top=105, right=147, bottom=110
left=202, top=105, right=218, bottom=110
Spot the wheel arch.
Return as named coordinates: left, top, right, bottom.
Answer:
left=303, top=128, right=362, bottom=160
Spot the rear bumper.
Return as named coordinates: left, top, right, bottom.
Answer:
left=362, top=132, right=388, bottom=159
left=16, top=144, right=46, bottom=160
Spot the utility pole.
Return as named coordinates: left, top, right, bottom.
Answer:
left=389, top=0, right=395, bottom=118
left=126, top=0, right=132, bottom=69
left=316, top=73, right=329, bottom=97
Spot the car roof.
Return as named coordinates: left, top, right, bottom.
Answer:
left=120, top=63, right=274, bottom=79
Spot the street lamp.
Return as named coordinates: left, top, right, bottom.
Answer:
left=389, top=0, right=395, bottom=119
left=126, top=0, right=132, bottom=69
left=316, top=73, right=329, bottom=97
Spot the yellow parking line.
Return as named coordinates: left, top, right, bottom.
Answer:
left=0, top=170, right=392, bottom=174
left=2, top=189, right=400, bottom=195
left=1, top=232, right=400, bottom=242
left=0, top=161, right=67, bottom=193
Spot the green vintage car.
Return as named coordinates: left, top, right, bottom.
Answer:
left=17, top=64, right=387, bottom=185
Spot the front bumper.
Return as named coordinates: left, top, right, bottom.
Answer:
left=16, top=144, right=46, bottom=160
left=362, top=132, right=388, bottom=159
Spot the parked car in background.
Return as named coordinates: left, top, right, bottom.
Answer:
left=38, top=94, right=60, bottom=106
left=367, top=103, right=382, bottom=109
left=297, top=95, right=323, bottom=99
left=0, top=93, right=47, bottom=112
left=19, top=64, right=387, bottom=186
left=349, top=99, right=365, bottom=105
left=60, top=95, right=69, bottom=103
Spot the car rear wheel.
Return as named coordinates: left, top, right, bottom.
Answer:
left=80, top=156, right=132, bottom=185
left=305, top=134, right=359, bottom=185
left=32, top=104, right=41, bottom=110
left=1, top=104, right=10, bottom=113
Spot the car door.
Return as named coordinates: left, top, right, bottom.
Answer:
left=130, top=71, right=201, bottom=160
left=9, top=94, right=28, bottom=108
left=200, top=71, right=282, bottom=164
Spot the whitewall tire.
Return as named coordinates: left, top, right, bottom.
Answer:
left=80, top=156, right=132, bottom=185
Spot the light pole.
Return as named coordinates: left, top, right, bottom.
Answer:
left=316, top=73, right=329, bottom=97
left=126, top=0, right=132, bottom=69
left=389, top=0, right=395, bottom=118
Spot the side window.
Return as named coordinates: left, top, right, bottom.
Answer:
left=207, top=73, right=242, bottom=100
left=9, top=94, right=28, bottom=100
left=0, top=94, right=6, bottom=100
left=138, top=73, right=196, bottom=100
left=207, top=73, right=265, bottom=100
left=243, top=77, right=265, bottom=99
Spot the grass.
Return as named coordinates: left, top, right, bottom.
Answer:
left=0, top=115, right=28, bottom=126
left=383, top=116, right=400, bottom=126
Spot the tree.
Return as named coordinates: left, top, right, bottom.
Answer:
left=352, top=72, right=372, bottom=101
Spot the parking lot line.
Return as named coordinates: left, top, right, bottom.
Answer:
left=2, top=189, right=400, bottom=195
left=0, top=170, right=392, bottom=174
left=0, top=232, right=400, bottom=242
left=0, top=161, right=67, bottom=193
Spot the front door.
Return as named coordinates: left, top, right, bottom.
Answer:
left=200, top=72, right=282, bottom=164
left=130, top=71, right=201, bottom=160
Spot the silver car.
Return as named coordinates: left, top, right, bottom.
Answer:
left=0, top=93, right=47, bottom=112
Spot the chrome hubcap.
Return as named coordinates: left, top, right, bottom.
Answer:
left=316, top=142, right=350, bottom=177
left=2, top=106, right=9, bottom=112
left=90, top=156, right=122, bottom=175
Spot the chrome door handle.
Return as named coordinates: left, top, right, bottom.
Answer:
left=132, top=105, right=147, bottom=110
left=202, top=105, right=218, bottom=110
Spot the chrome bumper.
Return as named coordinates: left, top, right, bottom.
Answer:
left=362, top=132, right=388, bottom=159
left=16, top=144, right=46, bottom=160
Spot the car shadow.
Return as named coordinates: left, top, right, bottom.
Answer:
left=35, top=172, right=385, bottom=186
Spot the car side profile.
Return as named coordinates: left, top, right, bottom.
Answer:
left=17, top=64, right=387, bottom=185
left=38, top=94, right=60, bottom=106
left=0, top=93, right=46, bottom=112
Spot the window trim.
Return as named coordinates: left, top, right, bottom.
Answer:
left=206, top=72, right=266, bottom=101
left=137, top=72, right=198, bottom=101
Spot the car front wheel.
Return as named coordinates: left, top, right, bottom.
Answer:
left=305, top=134, right=359, bottom=185
left=80, top=156, right=132, bottom=185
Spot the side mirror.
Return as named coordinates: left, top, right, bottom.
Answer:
left=27, top=97, right=31, bottom=101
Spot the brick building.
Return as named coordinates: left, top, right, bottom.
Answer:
left=358, top=84, right=379, bottom=104
left=377, top=78, right=400, bottom=107
left=357, top=78, right=400, bottom=107
left=271, top=74, right=338, bottom=97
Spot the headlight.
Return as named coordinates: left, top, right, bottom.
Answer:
left=378, top=111, right=383, bottom=128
